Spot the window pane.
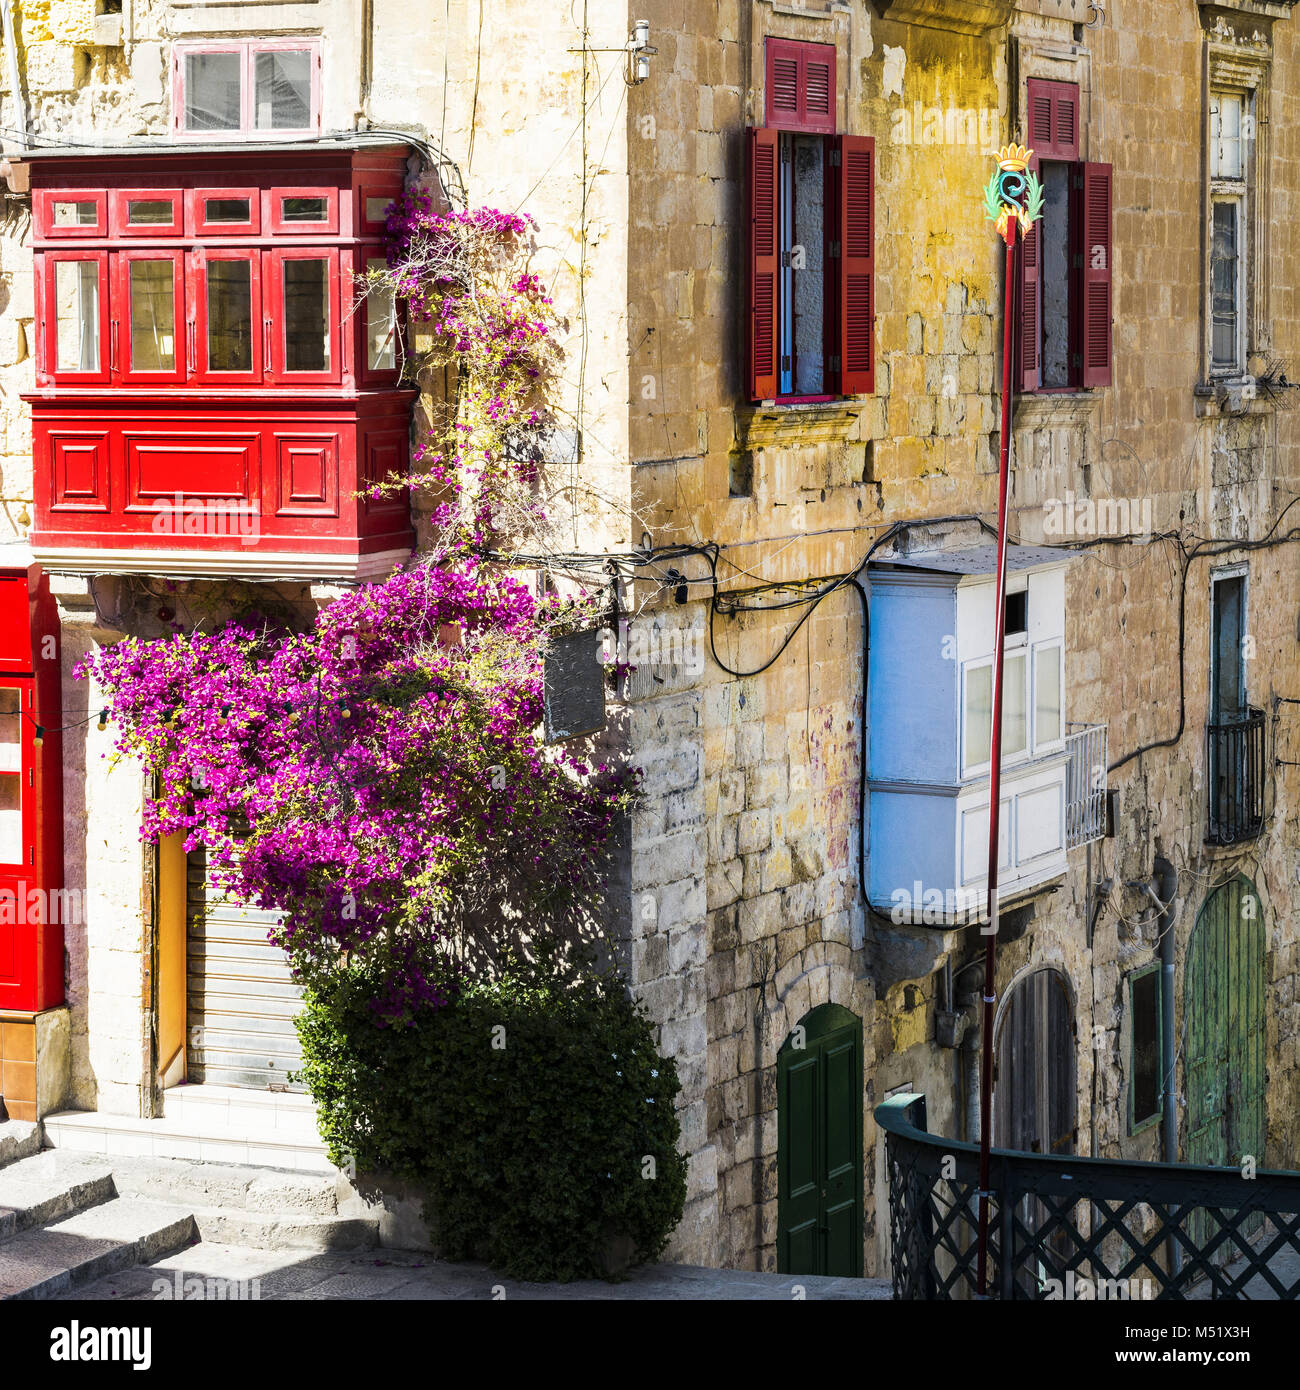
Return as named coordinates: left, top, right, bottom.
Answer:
left=282, top=258, right=329, bottom=372
left=1036, top=645, right=1062, bottom=746
left=1211, top=94, right=1242, bottom=181
left=0, top=690, right=21, bottom=863
left=365, top=258, right=396, bottom=371
left=1041, top=161, right=1071, bottom=388
left=185, top=51, right=242, bottom=131
left=205, top=197, right=250, bottom=224
left=365, top=196, right=392, bottom=224
left=254, top=49, right=312, bottom=130
left=129, top=261, right=176, bottom=372
left=1131, top=970, right=1161, bottom=1127
left=1211, top=201, right=1239, bottom=370
left=966, top=664, right=992, bottom=767
left=207, top=260, right=253, bottom=372
left=281, top=196, right=328, bottom=223
left=790, top=133, right=824, bottom=395
left=53, top=200, right=97, bottom=227
left=127, top=199, right=173, bottom=226
left=54, top=260, right=99, bottom=372
left=1004, top=653, right=1027, bottom=755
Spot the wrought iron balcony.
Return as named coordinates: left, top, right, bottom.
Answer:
left=879, top=1093, right=1300, bottom=1299
left=1206, top=707, right=1265, bottom=847
left=1064, top=722, right=1107, bottom=849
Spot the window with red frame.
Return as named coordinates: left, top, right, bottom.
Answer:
left=745, top=37, right=874, bottom=402
left=173, top=42, right=320, bottom=136
left=1017, top=78, right=1113, bottom=391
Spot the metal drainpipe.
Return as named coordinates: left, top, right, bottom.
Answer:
left=1153, top=856, right=1181, bottom=1277
left=1, top=0, right=26, bottom=152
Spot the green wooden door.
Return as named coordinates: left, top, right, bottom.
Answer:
left=777, top=1004, right=863, bottom=1277
left=1185, top=876, right=1266, bottom=1255
left=1186, top=875, right=1266, bottom=1168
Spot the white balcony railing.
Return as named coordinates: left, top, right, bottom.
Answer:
left=1065, top=722, right=1108, bottom=849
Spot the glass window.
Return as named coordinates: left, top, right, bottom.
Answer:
left=1129, top=968, right=1162, bottom=1131
left=54, top=260, right=100, bottom=372
left=365, top=196, right=392, bottom=224
left=1004, top=652, right=1027, bottom=756
left=204, top=197, right=251, bottom=224
left=0, top=690, right=21, bottom=863
left=1211, top=93, right=1242, bottom=181
left=129, top=261, right=176, bottom=372
left=965, top=663, right=992, bottom=768
left=365, top=258, right=396, bottom=371
left=282, top=259, right=329, bottom=372
left=1211, top=200, right=1240, bottom=372
left=965, top=654, right=1028, bottom=767
left=254, top=49, right=312, bottom=130
left=127, top=199, right=173, bottom=226
left=185, top=51, right=242, bottom=131
left=207, top=261, right=253, bottom=372
left=1035, top=644, right=1062, bottom=746
left=281, top=196, right=329, bottom=223
left=52, top=200, right=97, bottom=228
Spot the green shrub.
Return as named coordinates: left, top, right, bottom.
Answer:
left=295, top=946, right=688, bottom=1281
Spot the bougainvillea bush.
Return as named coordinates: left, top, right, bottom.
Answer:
left=359, top=195, right=562, bottom=555
left=83, top=563, right=636, bottom=1017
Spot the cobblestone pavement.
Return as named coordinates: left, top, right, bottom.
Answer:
left=58, top=1243, right=895, bottom=1301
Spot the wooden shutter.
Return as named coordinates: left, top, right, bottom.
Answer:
left=1017, top=152, right=1041, bottom=392
left=835, top=134, right=875, bottom=396
left=1079, top=161, right=1113, bottom=388
left=1026, top=78, right=1079, bottom=161
left=765, top=38, right=836, bottom=134
left=747, top=127, right=780, bottom=401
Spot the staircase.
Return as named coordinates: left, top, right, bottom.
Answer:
left=0, top=1118, right=378, bottom=1300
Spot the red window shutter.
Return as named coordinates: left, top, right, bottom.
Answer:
left=765, top=38, right=836, bottom=134
left=747, top=127, right=780, bottom=402
left=1026, top=78, right=1079, bottom=161
left=836, top=134, right=875, bottom=396
left=1079, top=161, right=1113, bottom=388
left=1017, top=153, right=1041, bottom=392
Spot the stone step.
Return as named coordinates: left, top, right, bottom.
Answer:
left=0, top=1197, right=195, bottom=1300
left=0, top=1121, right=41, bottom=1170
left=0, top=1151, right=116, bottom=1243
left=162, top=1084, right=321, bottom=1142
left=42, top=1109, right=335, bottom=1174
left=187, top=1206, right=378, bottom=1252
left=106, top=1154, right=344, bottom=1218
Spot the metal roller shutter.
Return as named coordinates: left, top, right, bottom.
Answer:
left=185, top=848, right=305, bottom=1091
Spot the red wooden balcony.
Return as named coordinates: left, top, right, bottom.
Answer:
left=23, top=142, right=416, bottom=580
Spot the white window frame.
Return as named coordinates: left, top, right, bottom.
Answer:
left=961, top=651, right=1032, bottom=779
left=1206, top=84, right=1255, bottom=382
left=172, top=40, right=321, bottom=138
left=1031, top=639, right=1065, bottom=755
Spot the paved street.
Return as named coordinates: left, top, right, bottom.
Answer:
left=58, top=1243, right=894, bottom=1301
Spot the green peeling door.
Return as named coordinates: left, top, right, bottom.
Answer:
left=1185, top=876, right=1266, bottom=1255
left=1186, top=875, right=1266, bottom=1168
left=777, top=1004, right=863, bottom=1277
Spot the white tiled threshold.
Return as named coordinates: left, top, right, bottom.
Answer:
left=42, top=1085, right=335, bottom=1173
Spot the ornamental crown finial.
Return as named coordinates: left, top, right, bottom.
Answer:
left=997, top=144, right=1032, bottom=173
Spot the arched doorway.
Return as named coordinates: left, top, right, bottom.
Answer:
left=1185, top=875, right=1266, bottom=1170
left=776, top=1002, right=863, bottom=1277
left=994, top=966, right=1077, bottom=1156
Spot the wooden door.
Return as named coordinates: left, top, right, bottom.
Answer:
left=777, top=1003, right=863, bottom=1276
left=1186, top=875, right=1266, bottom=1254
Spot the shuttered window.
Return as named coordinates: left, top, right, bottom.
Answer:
left=746, top=39, right=873, bottom=402
left=1017, top=79, right=1111, bottom=392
